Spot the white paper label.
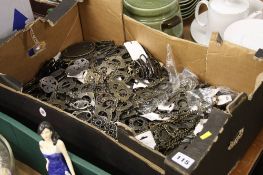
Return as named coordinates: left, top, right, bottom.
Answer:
left=133, top=82, right=148, bottom=89
left=210, top=88, right=220, bottom=97
left=172, top=152, right=195, bottom=169
left=67, top=70, right=87, bottom=84
left=157, top=103, right=174, bottom=112
left=217, top=95, right=232, bottom=105
left=143, top=80, right=150, bottom=84
left=140, top=113, right=170, bottom=121
left=200, top=88, right=219, bottom=98
left=135, top=131, right=156, bottom=149
left=193, top=119, right=208, bottom=136
left=124, top=41, right=148, bottom=62
left=39, top=107, right=46, bottom=117
left=190, top=105, right=198, bottom=112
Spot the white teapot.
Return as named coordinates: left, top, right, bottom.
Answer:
left=195, top=0, right=250, bottom=37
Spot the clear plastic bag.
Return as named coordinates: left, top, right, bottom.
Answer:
left=217, top=86, right=237, bottom=98
left=179, top=69, right=199, bottom=91
left=214, top=86, right=238, bottom=107
left=137, top=85, right=172, bottom=114
left=137, top=99, right=159, bottom=114
left=186, top=85, right=238, bottom=113
left=186, top=87, right=219, bottom=113
left=165, top=44, right=180, bottom=92
left=186, top=90, right=202, bottom=112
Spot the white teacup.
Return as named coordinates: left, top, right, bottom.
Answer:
left=195, top=0, right=250, bottom=37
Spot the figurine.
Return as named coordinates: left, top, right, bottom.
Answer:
left=37, top=121, right=75, bottom=175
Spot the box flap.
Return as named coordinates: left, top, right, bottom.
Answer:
left=165, top=108, right=229, bottom=175
left=46, top=0, right=77, bottom=26
left=0, top=5, right=83, bottom=84
left=78, top=0, right=125, bottom=44
left=206, top=33, right=263, bottom=94
left=123, top=15, right=208, bottom=81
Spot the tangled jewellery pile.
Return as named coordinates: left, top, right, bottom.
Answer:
left=23, top=41, right=236, bottom=155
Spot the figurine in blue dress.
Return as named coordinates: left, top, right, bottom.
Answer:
left=38, top=121, right=75, bottom=175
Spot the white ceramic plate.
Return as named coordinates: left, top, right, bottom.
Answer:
left=190, top=11, right=210, bottom=46
left=224, top=19, right=263, bottom=51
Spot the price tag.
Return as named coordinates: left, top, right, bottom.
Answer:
left=135, top=131, right=156, bottom=149
left=172, top=152, right=195, bottom=169
left=157, top=103, right=174, bottom=112
left=67, top=70, right=87, bottom=84
left=140, top=113, right=170, bottom=121
left=124, top=41, right=148, bottom=62
left=216, top=95, right=232, bottom=105
left=133, top=81, right=148, bottom=89
left=193, top=119, right=208, bottom=136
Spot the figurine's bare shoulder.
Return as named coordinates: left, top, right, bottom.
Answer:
left=56, top=139, right=65, bottom=146
left=56, top=139, right=66, bottom=152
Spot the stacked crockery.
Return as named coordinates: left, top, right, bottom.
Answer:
left=123, top=0, right=184, bottom=37
left=190, top=0, right=263, bottom=48
left=179, top=0, right=199, bottom=20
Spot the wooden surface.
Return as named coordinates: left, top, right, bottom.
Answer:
left=15, top=160, right=40, bottom=175
left=230, top=129, right=263, bottom=175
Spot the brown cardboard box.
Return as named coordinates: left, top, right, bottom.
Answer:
left=164, top=34, right=263, bottom=175
left=0, top=0, right=262, bottom=175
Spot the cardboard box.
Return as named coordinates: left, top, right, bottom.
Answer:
left=0, top=0, right=262, bottom=175
left=121, top=16, right=263, bottom=175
